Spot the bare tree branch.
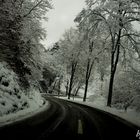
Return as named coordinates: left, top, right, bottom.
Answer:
left=121, top=33, right=140, bottom=38
left=23, top=0, right=44, bottom=18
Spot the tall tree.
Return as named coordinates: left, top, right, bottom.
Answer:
left=83, top=41, right=95, bottom=101
left=58, top=28, right=84, bottom=99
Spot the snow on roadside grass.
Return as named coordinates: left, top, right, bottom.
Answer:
left=28, top=89, right=45, bottom=110
left=59, top=96, right=140, bottom=127
left=0, top=100, right=50, bottom=127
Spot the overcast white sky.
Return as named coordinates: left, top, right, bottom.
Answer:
left=42, top=0, right=85, bottom=48
left=42, top=0, right=140, bottom=48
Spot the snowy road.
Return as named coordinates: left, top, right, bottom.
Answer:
left=0, top=96, right=139, bottom=140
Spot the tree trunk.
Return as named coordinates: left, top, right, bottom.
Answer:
left=83, top=59, right=90, bottom=102
left=68, top=71, right=74, bottom=99
left=83, top=79, right=89, bottom=102
left=68, top=61, right=77, bottom=99
left=107, top=29, right=121, bottom=107
left=107, top=2, right=123, bottom=107
left=83, top=41, right=95, bottom=102
left=57, top=79, right=61, bottom=97
left=75, top=83, right=81, bottom=96
left=65, top=80, right=69, bottom=96
left=107, top=71, right=115, bottom=107
left=100, top=80, right=104, bottom=96
left=83, top=58, right=94, bottom=102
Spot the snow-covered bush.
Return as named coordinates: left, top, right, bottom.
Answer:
left=27, top=89, right=44, bottom=108
left=0, top=62, right=20, bottom=93
left=112, top=71, right=140, bottom=111
left=131, top=96, right=140, bottom=112
left=0, top=62, right=43, bottom=116
left=88, top=94, right=106, bottom=106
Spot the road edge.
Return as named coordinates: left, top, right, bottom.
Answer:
left=0, top=98, right=50, bottom=127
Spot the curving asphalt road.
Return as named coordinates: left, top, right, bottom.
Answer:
left=0, top=96, right=139, bottom=140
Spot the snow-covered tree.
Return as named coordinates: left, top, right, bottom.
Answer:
left=75, top=0, right=140, bottom=106
left=0, top=0, right=52, bottom=89
left=57, top=28, right=84, bottom=99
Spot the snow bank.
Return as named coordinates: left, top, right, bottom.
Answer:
left=27, top=89, right=45, bottom=110
left=59, top=96, right=140, bottom=127
left=0, top=100, right=50, bottom=127
left=0, top=62, right=47, bottom=123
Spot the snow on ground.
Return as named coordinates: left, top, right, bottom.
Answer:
left=0, top=99, right=50, bottom=127
left=59, top=96, right=140, bottom=127
left=0, top=62, right=49, bottom=126
left=59, top=76, right=140, bottom=127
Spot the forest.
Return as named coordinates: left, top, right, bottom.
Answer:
left=0, top=0, right=140, bottom=117
left=45, top=0, right=140, bottom=112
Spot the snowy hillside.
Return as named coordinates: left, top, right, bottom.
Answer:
left=0, top=62, right=44, bottom=117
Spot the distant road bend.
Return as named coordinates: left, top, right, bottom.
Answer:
left=0, top=96, right=139, bottom=140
